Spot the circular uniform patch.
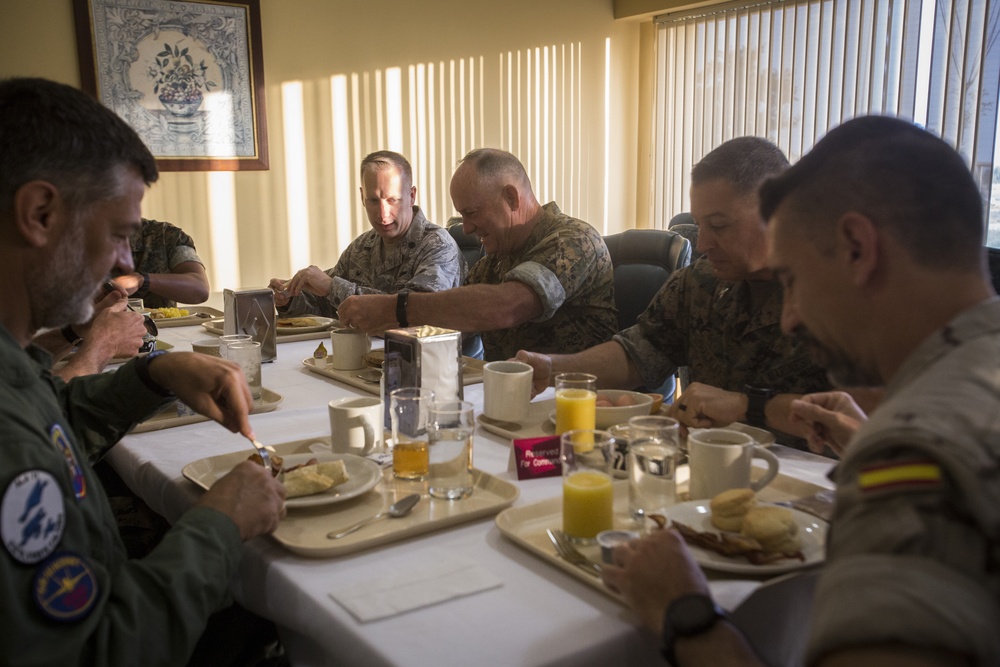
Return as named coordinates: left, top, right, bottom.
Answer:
left=33, top=551, right=98, bottom=622
left=1, top=470, right=66, bottom=565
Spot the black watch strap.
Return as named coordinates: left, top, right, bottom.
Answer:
left=396, top=290, right=410, bottom=328
left=661, top=593, right=728, bottom=665
left=744, top=385, right=776, bottom=428
left=135, top=272, right=150, bottom=297
left=61, top=325, right=83, bottom=347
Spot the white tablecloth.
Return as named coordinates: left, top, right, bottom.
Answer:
left=106, top=324, right=836, bottom=667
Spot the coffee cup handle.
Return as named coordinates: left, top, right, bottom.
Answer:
left=748, top=446, right=780, bottom=492
left=361, top=420, right=376, bottom=455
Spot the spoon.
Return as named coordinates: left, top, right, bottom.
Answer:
left=326, top=493, right=421, bottom=539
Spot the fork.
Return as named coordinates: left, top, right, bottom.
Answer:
left=248, top=437, right=275, bottom=474
left=546, top=529, right=602, bottom=577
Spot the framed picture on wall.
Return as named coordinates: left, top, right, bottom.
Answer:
left=73, top=0, right=269, bottom=171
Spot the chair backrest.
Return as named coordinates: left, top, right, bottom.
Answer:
left=602, top=229, right=691, bottom=331
left=667, top=211, right=701, bottom=261
left=447, top=218, right=485, bottom=269
left=728, top=570, right=819, bottom=667
left=987, top=246, right=1000, bottom=294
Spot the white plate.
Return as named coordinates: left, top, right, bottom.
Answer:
left=275, top=316, right=337, bottom=334
left=662, top=500, right=827, bottom=575
left=280, top=451, right=381, bottom=508
left=183, top=448, right=381, bottom=509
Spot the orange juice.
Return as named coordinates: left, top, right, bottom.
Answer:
left=393, top=440, right=429, bottom=479
left=555, top=388, right=596, bottom=434
left=562, top=470, right=614, bottom=539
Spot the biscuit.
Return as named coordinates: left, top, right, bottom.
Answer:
left=741, top=506, right=800, bottom=552
left=709, top=488, right=756, bottom=531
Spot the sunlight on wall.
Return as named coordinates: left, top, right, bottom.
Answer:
left=281, top=81, right=311, bottom=270
left=330, top=74, right=354, bottom=253
left=196, top=42, right=595, bottom=286
left=206, top=171, right=239, bottom=289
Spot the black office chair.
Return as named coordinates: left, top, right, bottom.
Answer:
left=603, top=229, right=691, bottom=398
left=667, top=211, right=701, bottom=260
left=603, top=229, right=691, bottom=331
left=987, top=246, right=1000, bottom=294
left=447, top=218, right=485, bottom=269
left=447, top=218, right=485, bottom=359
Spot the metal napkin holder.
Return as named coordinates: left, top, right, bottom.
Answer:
left=384, top=326, right=463, bottom=401
left=223, top=288, right=277, bottom=362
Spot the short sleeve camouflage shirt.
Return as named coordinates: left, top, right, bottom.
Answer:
left=615, top=257, right=830, bottom=393
left=280, top=208, right=465, bottom=319
left=467, top=202, right=618, bottom=361
left=119, top=218, right=203, bottom=309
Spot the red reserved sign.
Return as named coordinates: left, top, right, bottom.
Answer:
left=513, top=436, right=562, bottom=480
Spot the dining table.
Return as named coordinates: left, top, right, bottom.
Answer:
left=105, top=318, right=837, bottom=667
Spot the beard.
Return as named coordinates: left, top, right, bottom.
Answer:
left=793, top=327, right=880, bottom=387
left=26, top=217, right=98, bottom=329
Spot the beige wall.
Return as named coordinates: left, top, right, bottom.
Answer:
left=0, top=0, right=645, bottom=294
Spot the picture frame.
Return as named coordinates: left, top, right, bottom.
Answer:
left=73, top=0, right=269, bottom=171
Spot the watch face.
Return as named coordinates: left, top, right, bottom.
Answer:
left=669, top=594, right=724, bottom=636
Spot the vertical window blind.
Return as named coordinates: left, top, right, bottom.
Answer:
left=651, top=0, right=1000, bottom=244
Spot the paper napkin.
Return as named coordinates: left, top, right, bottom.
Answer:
left=329, top=555, right=503, bottom=622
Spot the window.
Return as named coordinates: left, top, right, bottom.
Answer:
left=651, top=0, right=1000, bottom=246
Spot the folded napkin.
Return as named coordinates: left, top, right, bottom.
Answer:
left=329, top=555, right=503, bottom=622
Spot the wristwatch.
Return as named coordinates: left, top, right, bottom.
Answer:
left=661, top=593, right=728, bottom=665
left=396, top=290, right=410, bottom=328
left=134, top=272, right=150, bottom=297
left=743, top=385, right=776, bottom=428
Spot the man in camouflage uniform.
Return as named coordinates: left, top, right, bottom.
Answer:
left=517, top=137, right=841, bottom=441
left=269, top=151, right=464, bottom=318
left=112, top=218, right=210, bottom=309
left=604, top=116, right=1000, bottom=667
left=336, top=148, right=618, bottom=362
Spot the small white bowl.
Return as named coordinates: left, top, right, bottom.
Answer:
left=595, top=390, right=654, bottom=429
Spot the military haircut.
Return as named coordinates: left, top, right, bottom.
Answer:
left=460, top=148, right=532, bottom=191
left=691, top=136, right=789, bottom=197
left=360, top=150, right=413, bottom=190
left=0, top=77, right=158, bottom=222
left=759, top=115, right=984, bottom=269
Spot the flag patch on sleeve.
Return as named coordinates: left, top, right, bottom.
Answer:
left=858, top=459, right=943, bottom=493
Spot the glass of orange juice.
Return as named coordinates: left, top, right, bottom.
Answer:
left=389, top=387, right=435, bottom=480
left=561, top=429, right=615, bottom=542
left=554, top=372, right=597, bottom=435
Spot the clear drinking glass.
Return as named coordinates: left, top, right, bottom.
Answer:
left=561, top=429, right=615, bottom=542
left=626, top=415, right=680, bottom=523
left=427, top=400, right=475, bottom=499
left=225, top=340, right=262, bottom=399
left=390, top=387, right=434, bottom=480
left=554, top=372, right=597, bottom=435
left=219, top=333, right=253, bottom=358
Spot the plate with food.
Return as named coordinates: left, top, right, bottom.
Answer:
left=183, top=447, right=381, bottom=509
left=145, top=306, right=223, bottom=327
left=276, top=316, right=337, bottom=334
left=661, top=499, right=827, bottom=575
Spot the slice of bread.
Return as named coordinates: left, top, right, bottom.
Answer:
left=282, top=460, right=350, bottom=498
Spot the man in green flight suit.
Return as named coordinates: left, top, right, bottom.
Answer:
left=0, top=78, right=286, bottom=665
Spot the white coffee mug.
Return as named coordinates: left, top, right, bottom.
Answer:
left=329, top=329, right=371, bottom=370
left=482, top=360, right=533, bottom=422
left=328, top=396, right=383, bottom=455
left=687, top=428, right=779, bottom=499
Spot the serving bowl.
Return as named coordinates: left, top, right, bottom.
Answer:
left=595, top=390, right=654, bottom=428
